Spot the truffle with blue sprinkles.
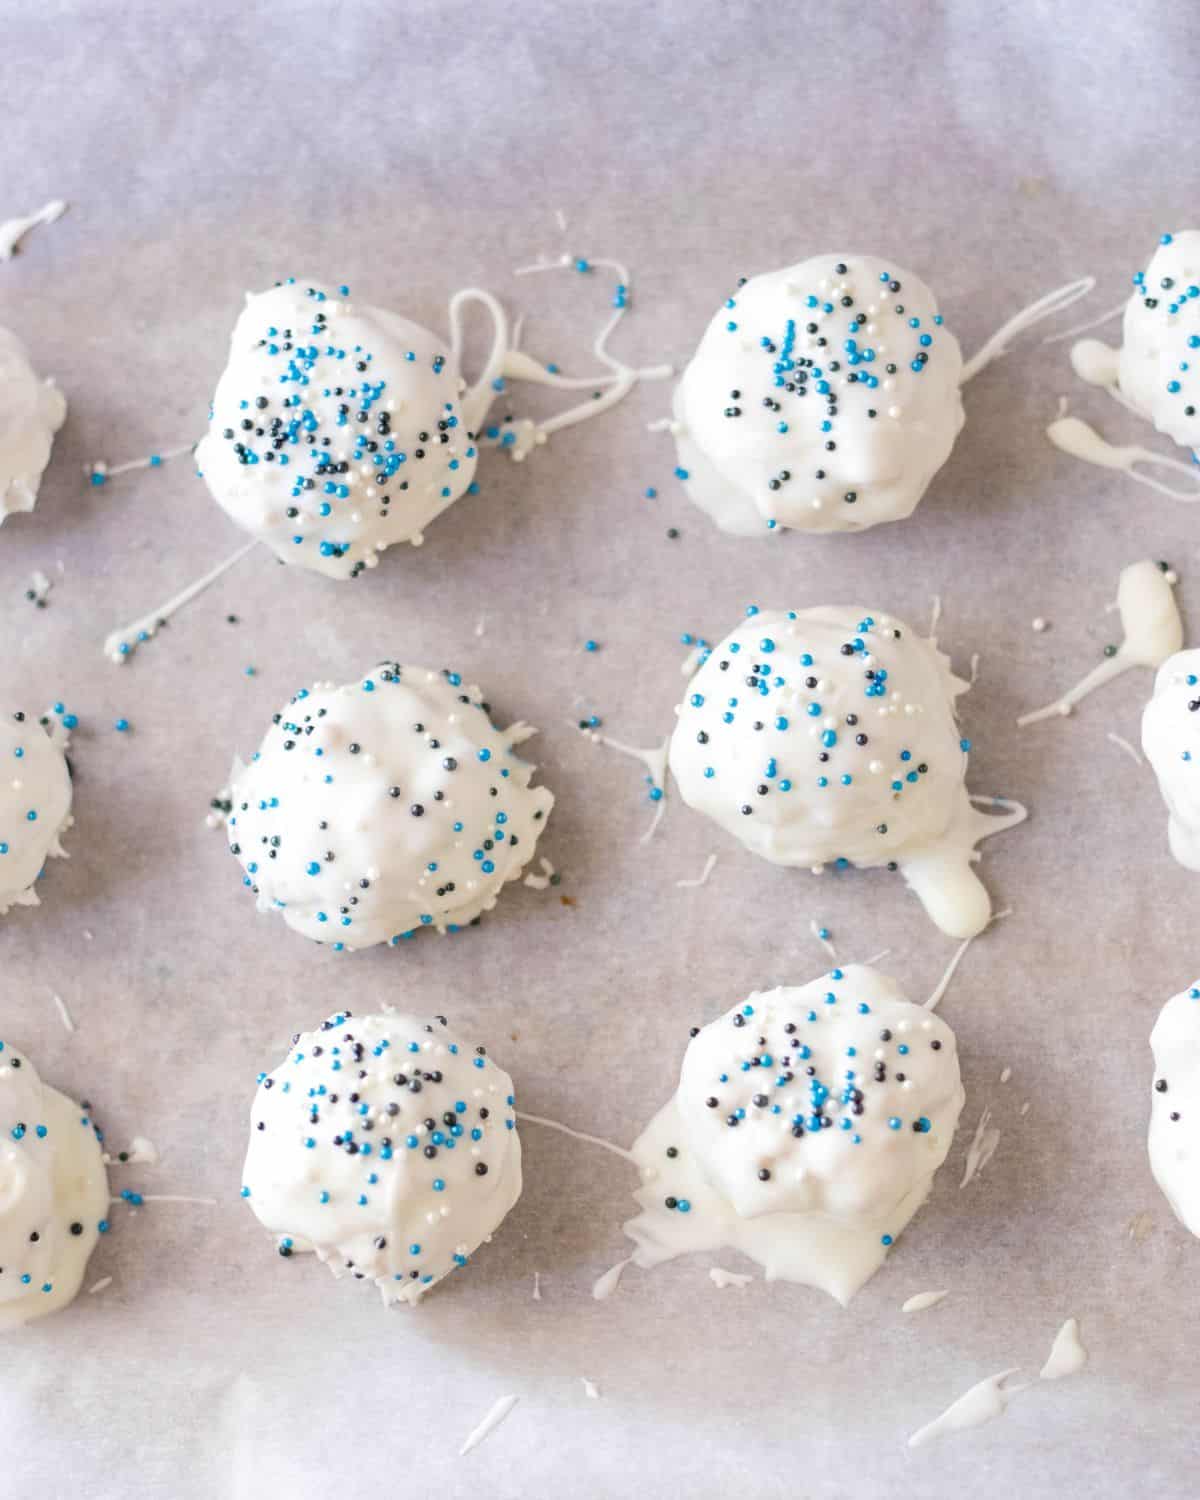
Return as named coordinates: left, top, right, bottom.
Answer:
left=226, top=662, right=553, bottom=949
left=0, top=1039, right=109, bottom=1331
left=0, top=326, right=66, bottom=525
left=0, top=708, right=73, bottom=916
left=195, top=279, right=498, bottom=580
left=670, top=255, right=964, bottom=536
left=623, top=966, right=964, bottom=1305
left=669, top=606, right=1021, bottom=938
left=241, top=1011, right=521, bottom=1306
left=1112, top=232, right=1200, bottom=456
left=1142, top=646, right=1200, bottom=870
left=1149, top=982, right=1200, bottom=1239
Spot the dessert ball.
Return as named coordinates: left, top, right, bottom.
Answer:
left=227, top=662, right=553, bottom=949
left=1149, top=984, right=1200, bottom=1238
left=624, top=966, right=964, bottom=1304
left=195, top=280, right=491, bottom=579
left=242, top=1011, right=521, bottom=1304
left=0, top=1039, right=109, bottom=1330
left=0, top=709, right=72, bottom=916
left=669, top=606, right=995, bottom=938
left=671, top=254, right=963, bottom=536
left=1118, top=232, right=1200, bottom=455
left=0, top=327, right=66, bottom=524
left=1142, top=647, right=1200, bottom=870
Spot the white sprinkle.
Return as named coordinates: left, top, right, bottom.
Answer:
left=581, top=1377, right=600, bottom=1399
left=532, top=1271, right=541, bottom=1301
left=52, top=992, right=75, bottom=1034
left=1032, top=617, right=1049, bottom=632
left=999, top=1066, right=1012, bottom=1084
left=87, top=1277, right=113, bottom=1296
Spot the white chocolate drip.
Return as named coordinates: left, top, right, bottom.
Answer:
left=1047, top=416, right=1200, bottom=500
left=0, top=200, right=66, bottom=261
left=1040, top=1317, right=1087, bottom=1380
left=907, top=1369, right=1026, bottom=1449
left=459, top=1395, right=520, bottom=1457
left=102, top=539, right=259, bottom=663
left=1017, top=560, right=1183, bottom=726
left=902, top=1289, right=948, bottom=1313
left=960, top=277, right=1095, bottom=383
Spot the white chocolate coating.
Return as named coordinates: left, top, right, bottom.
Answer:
left=195, top=280, right=489, bottom=579
left=242, top=1011, right=521, bottom=1305
left=0, top=710, right=72, bottom=916
left=668, top=607, right=1002, bottom=938
left=1118, top=232, right=1200, bottom=454
left=227, top=662, right=553, bottom=949
left=624, top=966, right=963, bottom=1304
left=671, top=254, right=964, bottom=536
left=0, top=1040, right=109, bottom=1330
left=1149, top=984, right=1200, bottom=1237
left=0, top=327, right=66, bottom=524
left=1142, top=647, right=1200, bottom=870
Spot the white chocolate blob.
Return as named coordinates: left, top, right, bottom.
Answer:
left=242, top=1011, right=521, bottom=1305
left=668, top=607, right=1014, bottom=938
left=1059, top=234, right=1200, bottom=486
left=227, top=662, right=553, bottom=949
left=1149, top=984, right=1200, bottom=1237
left=0, top=327, right=66, bottom=524
left=624, top=966, right=964, bottom=1305
left=671, top=254, right=964, bottom=536
left=196, top=280, right=503, bottom=579
left=0, top=1039, right=109, bottom=1331
left=0, top=710, right=72, bottom=916
left=1143, top=647, right=1200, bottom=870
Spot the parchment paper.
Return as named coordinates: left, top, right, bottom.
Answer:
left=2, top=2, right=1198, bottom=1495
